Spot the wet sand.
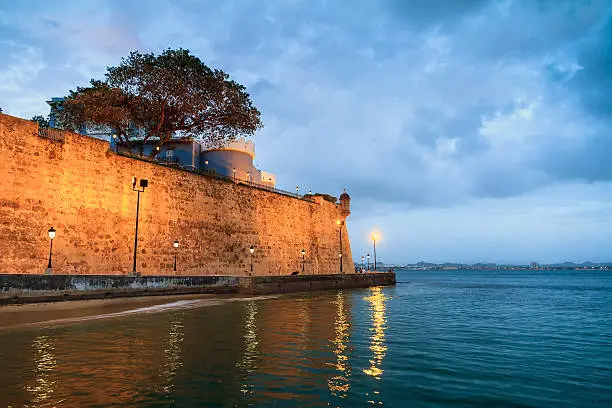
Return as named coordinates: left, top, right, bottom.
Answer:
left=0, top=293, right=229, bottom=330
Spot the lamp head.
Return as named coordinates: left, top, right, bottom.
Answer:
left=301, top=249, right=306, bottom=255
left=48, top=226, right=56, bottom=239
left=132, top=177, right=137, bottom=189
left=173, top=240, right=179, bottom=248
left=249, top=246, right=255, bottom=254
left=339, top=253, right=342, bottom=258
left=140, top=179, right=148, bottom=189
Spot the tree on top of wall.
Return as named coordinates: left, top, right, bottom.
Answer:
left=54, top=48, right=263, bottom=156
left=31, top=115, right=50, bottom=128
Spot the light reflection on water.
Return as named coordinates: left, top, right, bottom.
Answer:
left=157, top=313, right=184, bottom=396
left=26, top=335, right=58, bottom=406
left=362, top=286, right=389, bottom=406
left=236, top=300, right=258, bottom=396
left=363, top=286, right=388, bottom=381
left=327, top=291, right=352, bottom=400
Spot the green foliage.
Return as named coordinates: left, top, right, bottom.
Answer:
left=315, top=193, right=338, bottom=203
left=31, top=115, right=50, bottom=128
left=56, top=48, right=263, bottom=154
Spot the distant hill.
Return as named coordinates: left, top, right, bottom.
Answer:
left=370, top=261, right=612, bottom=270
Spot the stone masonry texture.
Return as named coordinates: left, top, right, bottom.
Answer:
left=0, top=114, right=354, bottom=276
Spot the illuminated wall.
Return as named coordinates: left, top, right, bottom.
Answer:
left=0, top=114, right=354, bottom=276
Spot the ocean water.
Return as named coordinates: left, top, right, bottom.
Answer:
left=0, top=270, right=610, bottom=407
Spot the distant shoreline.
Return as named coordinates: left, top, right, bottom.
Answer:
left=391, top=266, right=610, bottom=271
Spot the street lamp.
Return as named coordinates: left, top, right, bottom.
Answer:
left=233, top=168, right=236, bottom=181
left=111, top=133, right=118, bottom=152
left=131, top=177, right=148, bottom=276
left=249, top=246, right=255, bottom=274
left=371, top=233, right=378, bottom=272
left=301, top=249, right=306, bottom=274
left=367, top=253, right=370, bottom=271
left=361, top=255, right=365, bottom=272
left=296, top=186, right=299, bottom=196
left=336, top=219, right=345, bottom=273
left=46, top=227, right=56, bottom=274
left=173, top=240, right=179, bottom=272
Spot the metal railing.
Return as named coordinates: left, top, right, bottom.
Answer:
left=38, top=126, right=65, bottom=142
left=115, top=150, right=315, bottom=202
left=158, top=156, right=180, bottom=165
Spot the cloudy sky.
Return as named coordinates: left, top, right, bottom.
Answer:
left=1, top=0, right=611, bottom=264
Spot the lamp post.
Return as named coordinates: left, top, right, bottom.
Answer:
left=131, top=177, right=148, bottom=276
left=173, top=240, right=179, bottom=272
left=361, top=255, right=365, bottom=272
left=336, top=219, right=344, bottom=273
left=372, top=234, right=378, bottom=272
left=233, top=168, right=236, bottom=181
left=249, top=246, right=255, bottom=274
left=45, top=227, right=56, bottom=274
left=367, top=253, right=370, bottom=271
left=296, top=186, right=299, bottom=196
left=301, top=249, right=306, bottom=274
left=111, top=133, right=117, bottom=153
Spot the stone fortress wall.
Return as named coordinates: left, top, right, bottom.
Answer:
left=0, top=114, right=354, bottom=276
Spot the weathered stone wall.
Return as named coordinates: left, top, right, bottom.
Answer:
left=0, top=114, right=354, bottom=276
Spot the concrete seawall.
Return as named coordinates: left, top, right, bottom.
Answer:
left=0, top=273, right=396, bottom=305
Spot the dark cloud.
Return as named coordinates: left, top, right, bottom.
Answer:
left=568, top=14, right=612, bottom=120
left=385, top=0, right=490, bottom=30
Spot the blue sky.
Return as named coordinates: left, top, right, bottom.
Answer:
left=1, top=0, right=611, bottom=264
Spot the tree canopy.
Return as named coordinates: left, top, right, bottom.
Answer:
left=56, top=48, right=263, bottom=154
left=31, top=115, right=50, bottom=128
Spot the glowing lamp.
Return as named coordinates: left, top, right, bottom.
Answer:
left=249, top=246, right=255, bottom=254
left=48, top=226, right=56, bottom=239
left=173, top=240, right=179, bottom=248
